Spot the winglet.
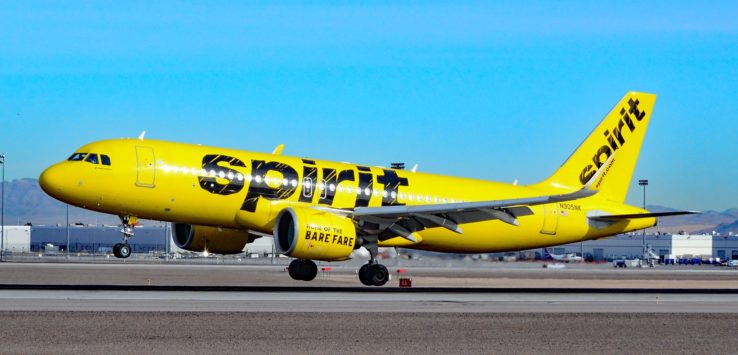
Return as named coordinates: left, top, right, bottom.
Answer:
left=411, top=164, right=419, bottom=173
left=138, top=131, right=146, bottom=141
left=272, top=144, right=285, bottom=155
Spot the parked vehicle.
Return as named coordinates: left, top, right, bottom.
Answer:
left=614, top=258, right=641, bottom=268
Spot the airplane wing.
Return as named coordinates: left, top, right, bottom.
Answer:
left=336, top=152, right=618, bottom=243
left=331, top=187, right=597, bottom=243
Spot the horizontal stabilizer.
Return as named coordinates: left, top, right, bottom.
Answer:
left=588, top=211, right=699, bottom=222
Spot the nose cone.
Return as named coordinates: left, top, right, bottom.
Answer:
left=39, top=164, right=67, bottom=201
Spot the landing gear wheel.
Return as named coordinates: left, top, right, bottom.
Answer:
left=113, top=243, right=131, bottom=259
left=358, top=263, right=389, bottom=286
left=368, top=264, right=389, bottom=286
left=112, top=243, right=122, bottom=258
left=358, top=264, right=372, bottom=286
left=288, top=259, right=318, bottom=281
left=118, top=244, right=131, bottom=259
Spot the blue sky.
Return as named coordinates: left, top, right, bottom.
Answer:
left=1, top=1, right=736, bottom=211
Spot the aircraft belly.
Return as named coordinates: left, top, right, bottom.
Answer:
left=405, top=215, right=595, bottom=253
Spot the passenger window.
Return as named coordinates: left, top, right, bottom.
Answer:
left=67, top=153, right=87, bottom=161
left=302, top=177, right=314, bottom=198
left=85, top=153, right=99, bottom=164
left=101, top=154, right=111, bottom=166
left=320, top=180, right=328, bottom=199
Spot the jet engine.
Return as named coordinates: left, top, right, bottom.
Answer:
left=172, top=223, right=251, bottom=254
left=274, top=207, right=358, bottom=261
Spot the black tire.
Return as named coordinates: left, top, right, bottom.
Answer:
left=358, top=264, right=372, bottom=286
left=369, top=264, right=389, bottom=286
left=288, top=259, right=303, bottom=280
left=118, top=244, right=131, bottom=259
left=288, top=259, right=318, bottom=281
left=112, top=243, right=122, bottom=258
left=302, top=260, right=318, bottom=281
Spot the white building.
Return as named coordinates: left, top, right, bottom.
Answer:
left=1, top=226, right=32, bottom=253
left=671, top=234, right=712, bottom=258
left=549, top=233, right=725, bottom=261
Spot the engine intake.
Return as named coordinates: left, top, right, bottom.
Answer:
left=172, top=223, right=251, bottom=254
left=274, top=207, right=357, bottom=261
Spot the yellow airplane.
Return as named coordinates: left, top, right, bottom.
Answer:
left=39, top=92, right=695, bottom=286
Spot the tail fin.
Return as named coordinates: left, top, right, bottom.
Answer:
left=533, top=92, right=656, bottom=202
left=543, top=248, right=553, bottom=259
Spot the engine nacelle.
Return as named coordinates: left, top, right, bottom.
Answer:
left=274, top=207, right=357, bottom=261
left=172, top=223, right=250, bottom=254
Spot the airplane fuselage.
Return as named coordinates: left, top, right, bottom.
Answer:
left=40, top=138, right=653, bottom=253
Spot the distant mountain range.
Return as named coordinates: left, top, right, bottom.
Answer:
left=646, top=205, right=738, bottom=234
left=2, top=178, right=736, bottom=234
left=1, top=178, right=160, bottom=227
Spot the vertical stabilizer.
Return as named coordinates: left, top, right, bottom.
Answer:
left=533, top=92, right=656, bottom=202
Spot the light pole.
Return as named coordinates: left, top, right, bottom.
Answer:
left=66, top=204, right=70, bottom=260
left=639, top=179, right=649, bottom=259
left=164, top=222, right=170, bottom=261
left=1, top=153, right=4, bottom=262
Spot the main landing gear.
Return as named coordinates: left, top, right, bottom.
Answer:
left=287, top=258, right=388, bottom=286
left=358, top=239, right=389, bottom=286
left=286, top=239, right=389, bottom=286
left=288, top=259, right=318, bottom=281
left=113, top=215, right=136, bottom=259
left=358, top=263, right=389, bottom=286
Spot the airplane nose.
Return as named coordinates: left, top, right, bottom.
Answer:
left=39, top=164, right=66, bottom=198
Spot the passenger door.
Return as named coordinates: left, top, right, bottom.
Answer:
left=135, top=146, right=156, bottom=188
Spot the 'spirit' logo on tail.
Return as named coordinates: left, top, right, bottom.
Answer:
left=578, top=98, right=647, bottom=185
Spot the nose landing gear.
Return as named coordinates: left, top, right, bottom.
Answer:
left=112, top=243, right=131, bottom=258
left=113, top=215, right=137, bottom=259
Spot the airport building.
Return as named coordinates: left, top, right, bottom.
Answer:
left=550, top=233, right=738, bottom=261
left=26, top=225, right=170, bottom=254
left=15, top=225, right=275, bottom=256
left=3, top=225, right=738, bottom=261
left=0, top=226, right=32, bottom=253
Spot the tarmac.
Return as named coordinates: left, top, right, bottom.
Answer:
left=2, top=289, right=738, bottom=313
left=1, top=262, right=738, bottom=354
left=2, top=261, right=738, bottom=287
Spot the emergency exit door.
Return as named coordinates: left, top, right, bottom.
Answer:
left=135, top=146, right=156, bottom=188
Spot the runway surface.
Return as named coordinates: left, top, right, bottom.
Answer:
left=1, top=288, right=738, bottom=313
left=2, top=262, right=738, bottom=288
left=2, top=312, right=737, bottom=354
left=2, top=262, right=738, bottom=353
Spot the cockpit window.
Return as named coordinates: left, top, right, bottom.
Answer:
left=101, top=154, right=111, bottom=166
left=85, top=153, right=99, bottom=164
left=67, top=153, right=87, bottom=161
